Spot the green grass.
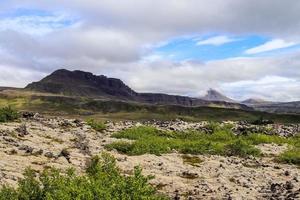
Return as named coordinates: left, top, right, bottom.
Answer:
left=277, top=135, right=300, bottom=165
left=278, top=148, right=300, bottom=165
left=86, top=119, right=106, bottom=132
left=0, top=153, right=167, bottom=200
left=106, top=125, right=300, bottom=159
left=0, top=106, right=19, bottom=123
left=241, top=133, right=288, bottom=145
left=106, top=126, right=261, bottom=157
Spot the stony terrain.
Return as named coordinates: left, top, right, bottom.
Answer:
left=0, top=114, right=299, bottom=199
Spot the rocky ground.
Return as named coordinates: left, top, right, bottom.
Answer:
left=0, top=114, right=299, bottom=199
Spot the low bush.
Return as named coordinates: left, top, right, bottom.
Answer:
left=0, top=153, right=167, bottom=200
left=278, top=148, right=300, bottom=166
left=86, top=119, right=106, bottom=132
left=0, top=106, right=19, bottom=123
left=251, top=116, right=274, bottom=125
left=224, top=139, right=261, bottom=157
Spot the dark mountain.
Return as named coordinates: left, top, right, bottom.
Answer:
left=252, top=101, right=300, bottom=114
left=25, top=69, right=137, bottom=98
left=25, top=69, right=252, bottom=110
left=201, top=89, right=236, bottom=103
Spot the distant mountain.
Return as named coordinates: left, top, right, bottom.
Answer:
left=0, top=87, right=20, bottom=91
left=25, top=69, right=251, bottom=110
left=201, top=89, right=236, bottom=103
left=241, top=98, right=272, bottom=105
left=252, top=101, right=300, bottom=114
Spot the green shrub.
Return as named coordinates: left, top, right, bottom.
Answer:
left=107, top=126, right=300, bottom=159
left=107, top=126, right=263, bottom=157
left=86, top=119, right=106, bottom=132
left=106, top=141, right=135, bottom=154
left=278, top=148, right=300, bottom=165
left=0, top=106, right=19, bottom=123
left=251, top=116, right=274, bottom=125
left=224, top=139, right=261, bottom=157
left=0, top=153, right=167, bottom=200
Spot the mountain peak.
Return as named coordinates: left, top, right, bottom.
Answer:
left=201, top=88, right=235, bottom=102
left=25, top=69, right=137, bottom=98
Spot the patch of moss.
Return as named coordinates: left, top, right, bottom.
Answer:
left=182, top=155, right=203, bottom=167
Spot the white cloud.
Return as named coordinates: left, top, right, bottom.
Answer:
left=0, top=64, right=46, bottom=87
left=1, top=46, right=300, bottom=101
left=112, top=53, right=300, bottom=101
left=245, top=39, right=296, bottom=54
left=196, top=36, right=237, bottom=46
left=221, top=76, right=300, bottom=101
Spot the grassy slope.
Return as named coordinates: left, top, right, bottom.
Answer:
left=1, top=90, right=300, bottom=123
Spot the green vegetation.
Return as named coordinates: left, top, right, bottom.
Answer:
left=0, top=106, right=19, bottom=122
left=1, top=90, right=300, bottom=123
left=277, top=136, right=300, bottom=165
left=106, top=126, right=259, bottom=157
left=86, top=118, right=106, bottom=132
left=0, top=153, right=167, bottom=200
left=106, top=125, right=300, bottom=159
left=0, top=94, right=28, bottom=109
left=278, top=148, right=300, bottom=165
left=224, top=139, right=261, bottom=157
left=241, top=133, right=287, bottom=145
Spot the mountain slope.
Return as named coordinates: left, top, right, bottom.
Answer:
left=201, top=89, right=236, bottom=103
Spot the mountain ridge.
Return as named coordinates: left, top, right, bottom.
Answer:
left=25, top=69, right=251, bottom=110
left=241, top=98, right=272, bottom=105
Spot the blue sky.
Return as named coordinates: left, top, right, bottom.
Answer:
left=0, top=1, right=300, bottom=101
left=154, top=35, right=300, bottom=61
left=0, top=8, right=77, bottom=35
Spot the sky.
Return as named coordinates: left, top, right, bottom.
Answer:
left=0, top=0, right=300, bottom=101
